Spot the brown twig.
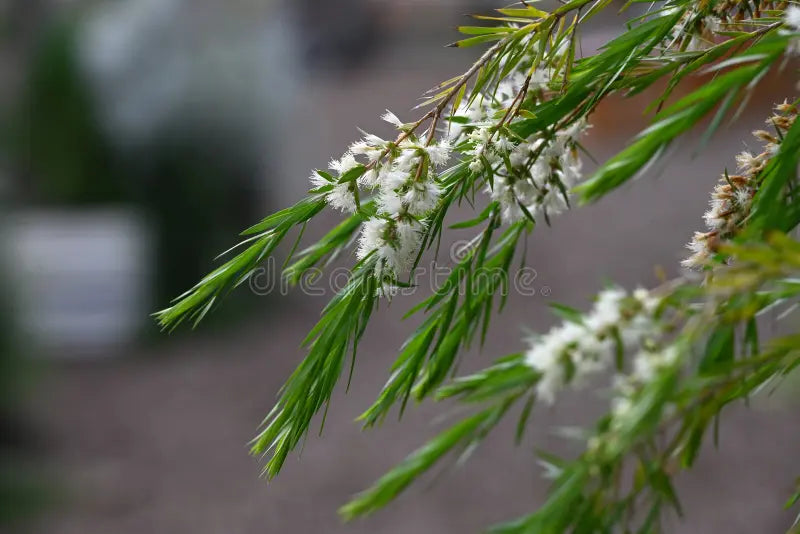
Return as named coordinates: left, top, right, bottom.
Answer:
left=362, top=38, right=509, bottom=171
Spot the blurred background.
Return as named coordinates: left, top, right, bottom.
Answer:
left=1, top=1, right=798, bottom=533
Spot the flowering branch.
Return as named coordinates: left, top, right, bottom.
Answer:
left=156, top=2, right=800, bottom=531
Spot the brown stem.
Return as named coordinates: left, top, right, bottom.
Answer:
left=372, top=38, right=509, bottom=160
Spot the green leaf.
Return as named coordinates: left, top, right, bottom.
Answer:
left=458, top=26, right=516, bottom=36
left=785, top=478, right=800, bottom=509
left=250, top=263, right=378, bottom=478
left=155, top=196, right=327, bottom=329
left=698, top=324, right=735, bottom=375
left=548, top=302, right=584, bottom=324
left=497, top=7, right=548, bottom=19
left=749, top=116, right=800, bottom=233
left=576, top=61, right=769, bottom=203
left=447, top=34, right=506, bottom=48
left=649, top=466, right=683, bottom=516
left=449, top=202, right=498, bottom=229
left=342, top=402, right=511, bottom=519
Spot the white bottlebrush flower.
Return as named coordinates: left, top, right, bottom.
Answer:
left=495, top=136, right=515, bottom=154
left=495, top=71, right=528, bottom=107
left=540, top=187, right=570, bottom=217
left=377, top=190, right=405, bottom=217
left=482, top=118, right=588, bottom=225
left=681, top=232, right=713, bottom=269
left=381, top=109, right=404, bottom=128
left=577, top=335, right=615, bottom=369
left=526, top=320, right=603, bottom=404
left=381, top=220, right=422, bottom=276
left=685, top=231, right=711, bottom=255
left=702, top=204, right=727, bottom=230
left=356, top=218, right=422, bottom=279
left=361, top=132, right=386, bottom=146
left=350, top=135, right=385, bottom=163
left=529, top=68, right=551, bottom=90
left=358, top=168, right=380, bottom=189
left=535, top=362, right=565, bottom=405
left=318, top=153, right=362, bottom=213
left=682, top=105, right=798, bottom=269
left=488, top=175, right=532, bottom=224
left=525, top=325, right=575, bottom=404
left=703, top=15, right=721, bottom=34
left=528, top=160, right=550, bottom=189
left=524, top=330, right=562, bottom=371
left=523, top=286, right=664, bottom=404
left=326, top=183, right=358, bottom=213
left=455, top=99, right=487, bottom=122
left=394, top=150, right=420, bottom=173
left=446, top=99, right=488, bottom=141
left=379, top=169, right=410, bottom=192
left=583, top=288, right=626, bottom=333
left=395, top=220, right=422, bottom=258
left=551, top=322, right=586, bottom=349
left=734, top=187, right=753, bottom=208
left=425, top=141, right=452, bottom=167
left=468, top=126, right=493, bottom=150
left=371, top=141, right=440, bottom=231
left=404, top=180, right=441, bottom=216
left=633, top=287, right=660, bottom=315
left=766, top=140, right=781, bottom=156
left=619, top=314, right=658, bottom=349
left=468, top=158, right=485, bottom=173
left=560, top=118, right=590, bottom=143
left=559, top=160, right=583, bottom=188
left=735, top=151, right=761, bottom=172
left=785, top=5, right=800, bottom=31
left=467, top=125, right=511, bottom=175
left=329, top=153, right=360, bottom=175
left=349, top=140, right=371, bottom=155
left=309, top=170, right=330, bottom=189
left=631, top=351, right=659, bottom=383
left=630, top=346, right=681, bottom=383
left=357, top=218, right=388, bottom=261
left=609, top=395, right=634, bottom=424
left=509, top=143, right=530, bottom=167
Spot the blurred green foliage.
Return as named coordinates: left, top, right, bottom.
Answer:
left=18, top=19, right=123, bottom=205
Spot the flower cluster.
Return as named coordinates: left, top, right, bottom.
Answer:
left=609, top=346, right=681, bottom=425
left=582, top=344, right=682, bottom=461
left=666, top=1, right=787, bottom=52
left=524, top=287, right=663, bottom=404
left=308, top=28, right=600, bottom=287
left=311, top=153, right=364, bottom=213
left=447, top=65, right=589, bottom=225
left=311, top=36, right=589, bottom=284
left=487, top=121, right=588, bottom=224
left=785, top=4, right=800, bottom=55
left=311, top=110, right=451, bottom=282
left=446, top=67, right=551, bottom=146
left=682, top=101, right=798, bottom=269
left=667, top=8, right=722, bottom=52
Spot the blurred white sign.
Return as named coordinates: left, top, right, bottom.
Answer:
left=4, top=208, right=152, bottom=357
